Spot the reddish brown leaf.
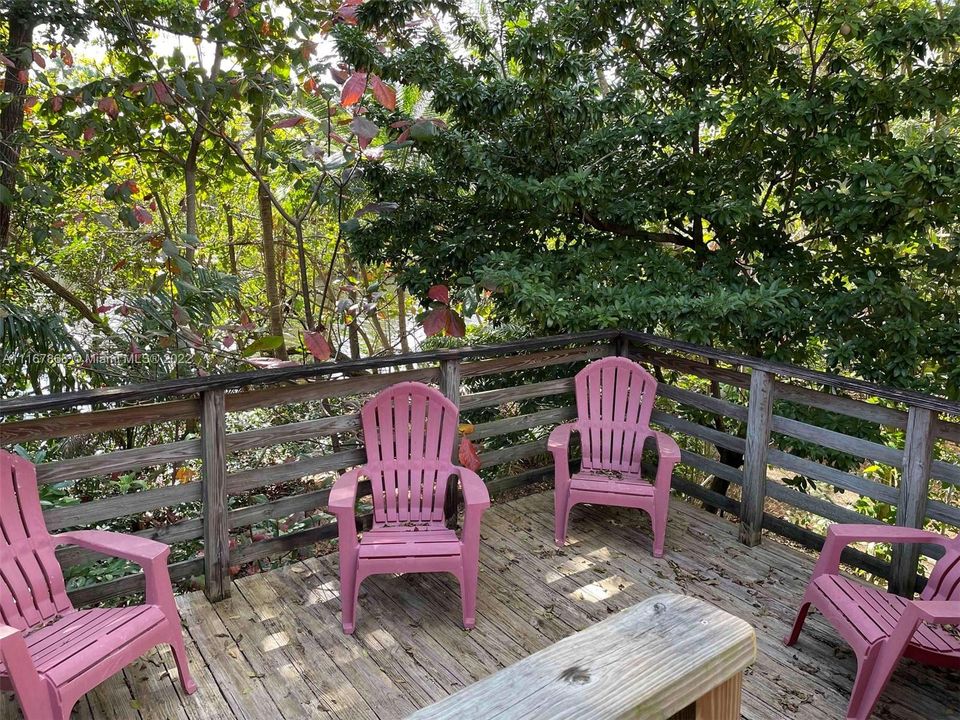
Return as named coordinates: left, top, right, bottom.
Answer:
left=0, top=53, right=13, bottom=69
left=16, top=69, right=28, bottom=85
left=422, top=306, right=450, bottom=337
left=31, top=51, right=45, bottom=69
left=300, top=41, right=317, bottom=61
left=303, top=331, right=331, bottom=361
left=427, top=284, right=449, bottom=305
left=23, top=96, right=37, bottom=112
left=458, top=437, right=482, bottom=472
left=153, top=81, right=174, bottom=105
left=369, top=75, right=396, bottom=110
left=60, top=48, right=74, bottom=66
left=271, top=115, right=304, bottom=130
left=83, top=126, right=97, bottom=141
left=340, top=72, right=367, bottom=107
left=97, top=97, right=119, bottom=119
left=133, top=205, right=153, bottom=224
left=51, top=95, right=64, bottom=112
left=445, top=310, right=466, bottom=338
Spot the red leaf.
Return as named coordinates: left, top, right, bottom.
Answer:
left=445, top=310, right=466, bottom=338
left=422, top=307, right=450, bottom=337
left=51, top=96, right=64, bottom=112
left=31, top=51, right=45, bottom=69
left=300, top=41, right=317, bottom=61
left=222, top=334, right=236, bottom=349
left=153, top=81, right=174, bottom=105
left=340, top=72, right=367, bottom=107
left=133, top=205, right=153, bottom=224
left=239, top=311, right=255, bottom=330
left=271, top=115, right=304, bottom=130
left=97, top=97, right=119, bottom=119
left=200, top=0, right=210, bottom=10
left=227, top=1, right=242, bottom=19
left=303, top=331, right=331, bottom=361
left=427, top=284, right=449, bottom=305
left=369, top=75, right=396, bottom=110
left=0, top=54, right=14, bottom=69
left=331, top=67, right=350, bottom=84
left=302, top=77, right=317, bottom=93
left=57, top=146, right=81, bottom=159
left=23, top=96, right=37, bottom=112
left=17, top=69, right=28, bottom=85
left=95, top=304, right=115, bottom=313
left=458, top=437, right=482, bottom=472
left=83, top=126, right=96, bottom=141
left=60, top=48, right=74, bottom=67
left=128, top=341, right=142, bottom=361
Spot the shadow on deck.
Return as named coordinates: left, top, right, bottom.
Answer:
left=7, top=491, right=958, bottom=719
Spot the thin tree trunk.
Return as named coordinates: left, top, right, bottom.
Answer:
left=0, top=14, right=34, bottom=248
left=294, top=223, right=314, bottom=330
left=258, top=185, right=287, bottom=359
left=397, top=287, right=411, bottom=354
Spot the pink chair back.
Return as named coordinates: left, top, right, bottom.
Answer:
left=0, top=450, right=73, bottom=630
left=574, top=357, right=658, bottom=473
left=360, top=382, right=459, bottom=524
left=921, top=540, right=960, bottom=601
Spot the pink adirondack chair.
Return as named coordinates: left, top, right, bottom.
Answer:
left=786, top=523, right=960, bottom=719
left=0, top=450, right=196, bottom=719
left=549, top=356, right=681, bottom=555
left=329, top=382, right=491, bottom=634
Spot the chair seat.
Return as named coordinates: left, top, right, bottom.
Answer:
left=813, top=575, right=960, bottom=658
left=359, top=521, right=462, bottom=559
left=571, top=468, right=654, bottom=497
left=0, top=605, right=167, bottom=689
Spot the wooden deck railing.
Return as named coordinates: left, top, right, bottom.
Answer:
left=2, top=329, right=959, bottom=604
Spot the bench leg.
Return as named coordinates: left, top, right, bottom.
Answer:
left=695, top=673, right=742, bottom=720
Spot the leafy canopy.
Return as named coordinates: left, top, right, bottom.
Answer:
left=340, top=0, right=960, bottom=396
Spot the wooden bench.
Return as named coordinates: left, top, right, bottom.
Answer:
left=407, top=593, right=756, bottom=720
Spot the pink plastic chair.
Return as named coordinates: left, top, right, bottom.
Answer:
left=786, top=523, right=960, bottom=719
left=549, top=356, right=681, bottom=556
left=0, top=450, right=196, bottom=719
left=329, top=382, right=490, bottom=634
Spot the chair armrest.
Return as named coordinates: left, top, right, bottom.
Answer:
left=329, top=466, right=366, bottom=516
left=811, top=524, right=949, bottom=580
left=54, top=530, right=169, bottom=566
left=825, top=524, right=947, bottom=546
left=547, top=422, right=578, bottom=452
left=454, top=467, right=490, bottom=511
left=910, top=600, right=960, bottom=625
left=652, top=431, right=681, bottom=463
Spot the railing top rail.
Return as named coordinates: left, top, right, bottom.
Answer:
left=4, top=328, right=959, bottom=418
left=624, top=331, right=960, bottom=416
left=0, top=330, right=618, bottom=416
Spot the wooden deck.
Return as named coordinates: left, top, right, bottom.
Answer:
left=4, top=490, right=958, bottom=719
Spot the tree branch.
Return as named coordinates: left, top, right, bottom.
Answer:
left=27, top=266, right=115, bottom=334
left=580, top=210, right=700, bottom=250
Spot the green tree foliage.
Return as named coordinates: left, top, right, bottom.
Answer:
left=343, top=0, right=960, bottom=397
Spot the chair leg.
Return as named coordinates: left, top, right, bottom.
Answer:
left=784, top=601, right=811, bottom=646
left=555, top=494, right=572, bottom=547
left=169, top=632, right=198, bottom=694
left=341, top=559, right=359, bottom=634
left=845, top=641, right=905, bottom=720
left=460, top=560, right=479, bottom=630
left=651, top=504, right=668, bottom=558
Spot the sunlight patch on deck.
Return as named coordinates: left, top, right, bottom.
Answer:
left=569, top=574, right=634, bottom=602
left=261, top=630, right=290, bottom=651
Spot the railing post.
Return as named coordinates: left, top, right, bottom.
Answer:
left=439, top=358, right=462, bottom=527
left=615, top=333, right=631, bottom=358
left=200, top=388, right=230, bottom=602
left=738, top=370, right=774, bottom=547
left=889, top=405, right=935, bottom=597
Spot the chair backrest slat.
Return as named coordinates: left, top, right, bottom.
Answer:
left=361, top=383, right=459, bottom=524
left=575, top=357, right=657, bottom=473
left=0, top=451, right=73, bottom=630
left=921, top=542, right=960, bottom=601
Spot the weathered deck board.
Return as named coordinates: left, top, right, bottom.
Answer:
left=3, top=490, right=958, bottom=719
